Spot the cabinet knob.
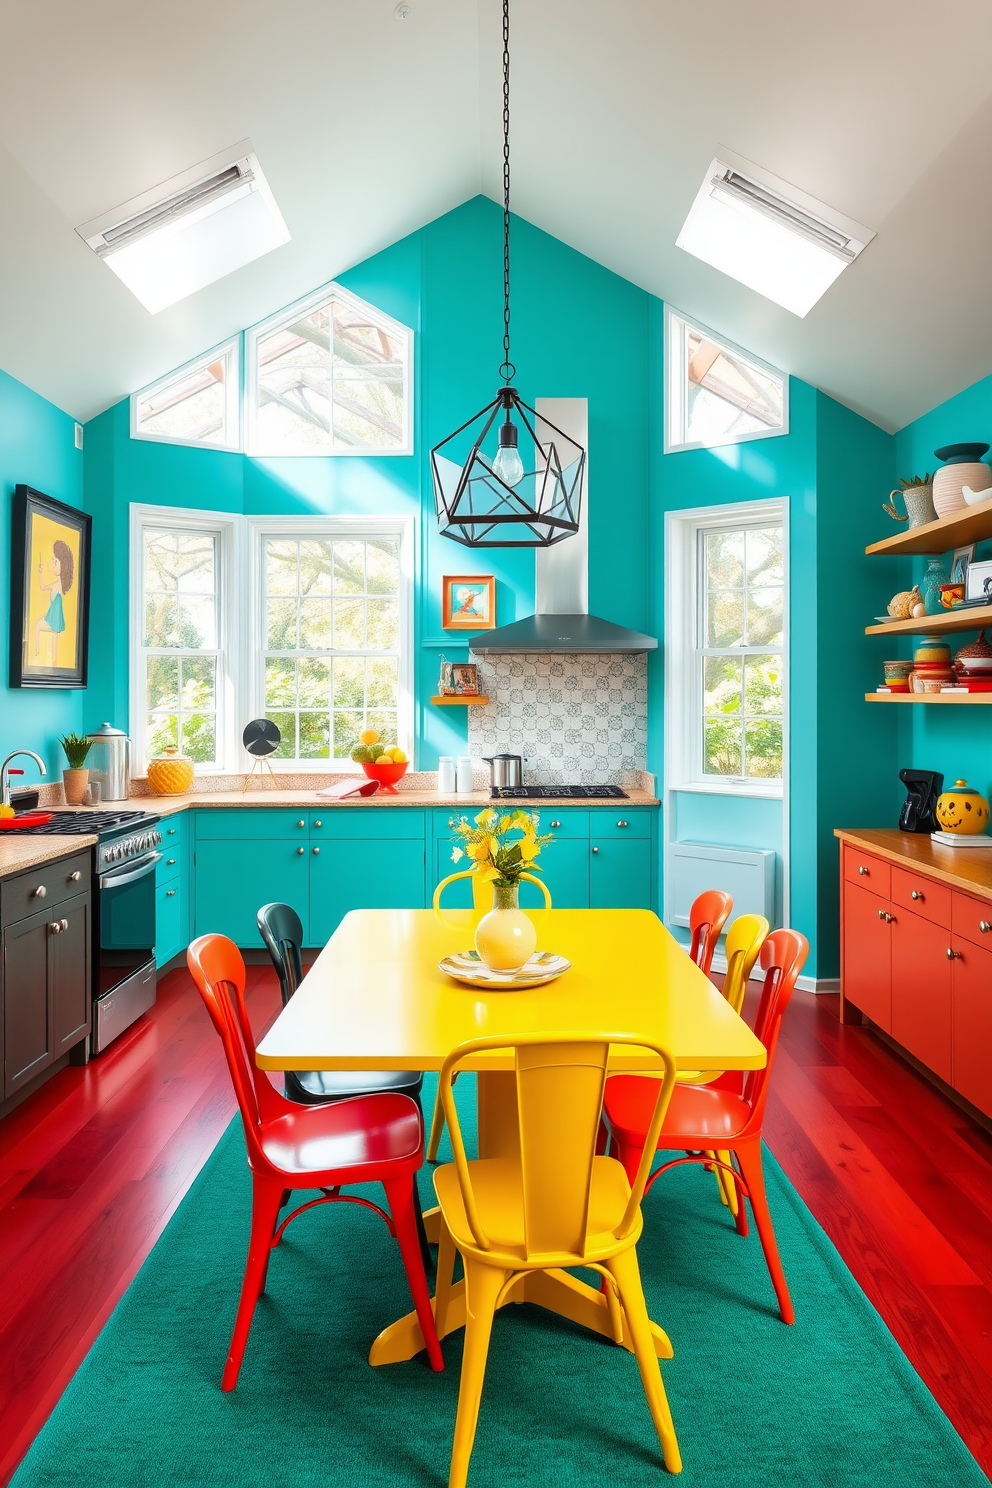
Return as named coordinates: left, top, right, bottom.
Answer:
left=68, top=870, right=81, bottom=882
left=550, top=820, right=561, bottom=828
left=616, top=819, right=629, bottom=828
left=877, top=908, right=885, bottom=920
left=166, top=889, right=177, bottom=897
left=167, top=827, right=176, bottom=835
left=858, top=865, right=869, bottom=876
left=60, top=918, right=68, bottom=932
left=312, top=846, right=320, bottom=855
left=911, top=889, right=924, bottom=901
left=167, top=858, right=176, bottom=866
left=297, top=846, right=305, bottom=855
left=980, top=921, right=991, bottom=934
left=48, top=921, right=62, bottom=934
left=877, top=909, right=894, bottom=923
left=32, top=884, right=47, bottom=898
left=946, top=947, right=962, bottom=960
left=592, top=846, right=599, bottom=854
left=297, top=819, right=305, bottom=828
left=314, top=820, right=323, bottom=828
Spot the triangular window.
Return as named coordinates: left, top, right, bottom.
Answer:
left=131, top=338, right=240, bottom=450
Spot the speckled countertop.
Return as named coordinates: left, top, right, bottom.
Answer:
left=143, top=786, right=661, bottom=815
left=0, top=834, right=97, bottom=880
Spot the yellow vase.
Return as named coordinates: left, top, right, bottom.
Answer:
left=146, top=746, right=194, bottom=796
left=474, top=882, right=537, bottom=972
left=935, top=779, right=990, bottom=835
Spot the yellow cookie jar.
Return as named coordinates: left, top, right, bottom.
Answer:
left=146, top=746, right=194, bottom=796
left=934, top=779, right=990, bottom=835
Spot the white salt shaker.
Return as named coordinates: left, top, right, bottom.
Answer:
left=455, top=756, right=474, bottom=794
left=437, top=756, right=456, bottom=793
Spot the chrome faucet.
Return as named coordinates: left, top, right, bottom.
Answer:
left=1, top=750, right=47, bottom=808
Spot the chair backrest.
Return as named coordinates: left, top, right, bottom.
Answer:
left=439, top=1032, right=676, bottom=1261
left=257, top=901, right=305, bottom=1006
left=432, top=870, right=551, bottom=914
left=722, top=913, right=770, bottom=1015
left=187, top=934, right=281, bottom=1166
left=741, top=928, right=809, bottom=1127
left=688, top=889, right=733, bottom=976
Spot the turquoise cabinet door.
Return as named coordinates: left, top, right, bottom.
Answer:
left=310, top=839, right=426, bottom=945
left=590, top=838, right=652, bottom=910
left=434, top=839, right=474, bottom=909
left=520, top=837, right=589, bottom=909
left=156, top=880, right=184, bottom=966
left=194, top=840, right=309, bottom=946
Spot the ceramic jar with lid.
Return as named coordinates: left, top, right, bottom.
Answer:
left=935, top=780, right=990, bottom=835
left=932, top=443, right=991, bottom=517
left=146, top=745, right=194, bottom=795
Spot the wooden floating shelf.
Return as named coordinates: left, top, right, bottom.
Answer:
left=865, top=603, right=992, bottom=637
left=430, top=695, right=490, bottom=706
left=865, top=692, right=992, bottom=705
left=865, top=493, right=992, bottom=556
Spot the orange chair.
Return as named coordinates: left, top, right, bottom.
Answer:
left=186, top=934, right=443, bottom=1387
left=433, top=1032, right=682, bottom=1486
left=687, top=888, right=733, bottom=977
left=603, top=928, right=808, bottom=1324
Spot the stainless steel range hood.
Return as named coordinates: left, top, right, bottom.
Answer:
left=469, top=398, right=658, bottom=657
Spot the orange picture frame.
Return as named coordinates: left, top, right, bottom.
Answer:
left=442, top=574, right=496, bottom=630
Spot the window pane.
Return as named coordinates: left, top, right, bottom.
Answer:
left=265, top=656, right=296, bottom=708
left=366, top=709, right=397, bottom=744
left=146, top=655, right=179, bottom=711
left=135, top=350, right=232, bottom=447
left=298, top=597, right=332, bottom=648
left=334, top=598, right=365, bottom=648
left=704, top=656, right=742, bottom=714
left=254, top=309, right=333, bottom=455
left=147, top=712, right=178, bottom=756
left=706, top=592, right=744, bottom=648
left=686, top=329, right=784, bottom=446
left=180, top=656, right=215, bottom=710
left=743, top=656, right=783, bottom=716
left=266, top=597, right=298, bottom=650
left=333, top=711, right=363, bottom=757
left=299, top=540, right=333, bottom=594
left=298, top=712, right=330, bottom=759
left=333, top=541, right=365, bottom=594
left=182, top=714, right=216, bottom=764
left=268, top=713, right=297, bottom=759
left=745, top=528, right=783, bottom=586
left=703, top=718, right=742, bottom=776
left=744, top=718, right=783, bottom=779
left=177, top=596, right=216, bottom=649
left=333, top=656, right=365, bottom=708
left=366, top=598, right=399, bottom=649
left=299, top=657, right=331, bottom=708
left=367, top=656, right=398, bottom=707
left=705, top=530, right=745, bottom=589
left=366, top=540, right=400, bottom=595
left=265, top=540, right=298, bottom=595
left=745, top=588, right=783, bottom=647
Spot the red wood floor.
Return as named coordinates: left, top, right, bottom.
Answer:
left=1, top=970, right=990, bottom=1485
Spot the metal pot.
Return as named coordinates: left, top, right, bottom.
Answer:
left=86, top=723, right=131, bottom=803
left=483, top=753, right=524, bottom=789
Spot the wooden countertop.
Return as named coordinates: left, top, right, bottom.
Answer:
left=835, top=828, right=992, bottom=900
left=0, top=834, right=97, bottom=881
left=145, top=787, right=661, bottom=816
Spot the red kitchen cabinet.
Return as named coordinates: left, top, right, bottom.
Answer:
left=841, top=880, right=892, bottom=1030
left=889, top=908, right=952, bottom=1084
left=951, top=937, right=992, bottom=1118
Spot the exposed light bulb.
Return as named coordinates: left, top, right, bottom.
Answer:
left=492, top=419, right=524, bottom=487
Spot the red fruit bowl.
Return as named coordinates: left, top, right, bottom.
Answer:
left=361, top=760, right=409, bottom=794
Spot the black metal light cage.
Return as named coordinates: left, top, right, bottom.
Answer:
left=431, top=386, right=585, bottom=548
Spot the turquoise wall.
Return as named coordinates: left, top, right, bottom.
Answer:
left=894, top=374, right=992, bottom=798
left=0, top=369, right=85, bottom=784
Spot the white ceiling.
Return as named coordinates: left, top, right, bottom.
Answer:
left=1, top=0, right=991, bottom=430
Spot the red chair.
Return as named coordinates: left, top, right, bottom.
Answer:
left=603, top=928, right=808, bottom=1324
left=688, top=889, right=734, bottom=977
left=187, top=934, right=444, bottom=1388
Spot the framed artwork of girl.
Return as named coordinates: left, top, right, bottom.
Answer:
left=9, top=485, right=91, bottom=689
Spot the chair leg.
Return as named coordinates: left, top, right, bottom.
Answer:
left=412, top=1180, right=435, bottom=1274
left=606, top=1247, right=682, bottom=1474
left=714, top=1149, right=739, bottom=1216
left=384, top=1177, right=444, bottom=1371
left=426, top=1086, right=447, bottom=1163
left=222, top=1177, right=284, bottom=1392
left=611, top=1136, right=643, bottom=1188
left=734, top=1140, right=793, bottom=1324
left=448, top=1259, right=506, bottom=1488
left=433, top=1219, right=457, bottom=1340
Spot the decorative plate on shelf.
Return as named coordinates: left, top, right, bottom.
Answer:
left=438, top=949, right=571, bottom=990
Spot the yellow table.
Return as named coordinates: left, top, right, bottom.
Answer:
left=256, top=907, right=766, bottom=1366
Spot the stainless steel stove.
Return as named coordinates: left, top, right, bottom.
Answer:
left=490, top=785, right=628, bottom=800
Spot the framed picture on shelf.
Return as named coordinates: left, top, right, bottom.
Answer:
left=437, top=657, right=481, bottom=696
left=965, top=557, right=992, bottom=605
left=8, top=485, right=92, bottom=689
left=442, top=574, right=496, bottom=630
left=950, top=544, right=975, bottom=583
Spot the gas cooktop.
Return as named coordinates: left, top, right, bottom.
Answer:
left=2, top=809, right=153, bottom=837
left=490, top=785, right=628, bottom=800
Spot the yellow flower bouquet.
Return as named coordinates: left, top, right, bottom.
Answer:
left=450, top=807, right=553, bottom=888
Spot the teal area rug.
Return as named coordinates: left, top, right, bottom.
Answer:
left=13, top=1074, right=986, bottom=1488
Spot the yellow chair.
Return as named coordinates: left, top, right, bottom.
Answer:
left=426, top=870, right=552, bottom=1163
left=433, top=1031, right=682, bottom=1488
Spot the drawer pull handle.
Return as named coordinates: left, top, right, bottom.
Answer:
left=946, top=947, right=962, bottom=960
left=167, top=858, right=176, bottom=866
left=911, top=890, right=924, bottom=901
left=297, top=820, right=306, bottom=828
left=616, top=819, right=629, bottom=828
left=313, top=847, right=320, bottom=855
left=166, top=890, right=177, bottom=897
left=550, top=820, right=561, bottom=828
left=297, top=846, right=305, bottom=855
left=592, top=846, right=599, bottom=854
left=32, top=885, right=47, bottom=898
left=314, top=820, right=323, bottom=828
left=858, top=865, right=869, bottom=876
left=69, top=870, right=81, bottom=881
left=980, top=921, right=991, bottom=934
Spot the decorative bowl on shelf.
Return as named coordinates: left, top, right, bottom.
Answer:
left=939, top=582, right=965, bottom=609
left=361, top=760, right=409, bottom=793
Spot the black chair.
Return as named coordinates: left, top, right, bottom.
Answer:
left=257, top=902, right=432, bottom=1271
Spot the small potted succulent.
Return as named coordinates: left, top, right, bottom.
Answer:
left=350, top=729, right=409, bottom=793
left=882, top=472, right=936, bottom=529
left=59, top=732, right=92, bottom=805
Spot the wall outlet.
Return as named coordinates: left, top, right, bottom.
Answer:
left=74, top=422, right=84, bottom=449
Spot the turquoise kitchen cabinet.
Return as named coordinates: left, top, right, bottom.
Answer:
left=310, top=837, right=426, bottom=945
left=311, top=809, right=426, bottom=839
left=520, top=837, right=588, bottom=909
left=194, top=838, right=310, bottom=946
left=590, top=835, right=653, bottom=910
left=156, top=879, right=186, bottom=966
left=196, top=811, right=310, bottom=841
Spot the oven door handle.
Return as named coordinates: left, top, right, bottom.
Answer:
left=99, top=852, right=162, bottom=890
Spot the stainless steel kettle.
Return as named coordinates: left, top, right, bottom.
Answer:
left=86, top=723, right=131, bottom=802
left=483, top=753, right=524, bottom=789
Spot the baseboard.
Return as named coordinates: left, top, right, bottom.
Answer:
left=709, top=950, right=838, bottom=994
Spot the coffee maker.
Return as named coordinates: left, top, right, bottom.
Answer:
left=898, top=768, right=943, bottom=833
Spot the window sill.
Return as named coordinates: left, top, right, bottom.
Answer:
left=669, top=780, right=783, bottom=801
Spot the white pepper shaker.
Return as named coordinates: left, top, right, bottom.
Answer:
left=455, top=756, right=474, bottom=794
left=437, top=756, right=456, bottom=793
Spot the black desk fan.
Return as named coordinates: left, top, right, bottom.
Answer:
left=242, top=719, right=281, bottom=791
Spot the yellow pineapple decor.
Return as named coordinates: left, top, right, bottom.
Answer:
left=146, top=746, right=194, bottom=795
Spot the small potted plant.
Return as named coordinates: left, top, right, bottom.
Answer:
left=349, top=729, right=409, bottom=793
left=451, top=807, right=553, bottom=969
left=882, top=472, right=936, bottom=529
left=59, top=732, right=92, bottom=805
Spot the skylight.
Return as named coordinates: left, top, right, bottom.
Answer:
left=76, top=142, right=290, bottom=314
left=676, top=152, right=874, bottom=317
left=665, top=307, right=787, bottom=453
left=131, top=338, right=240, bottom=449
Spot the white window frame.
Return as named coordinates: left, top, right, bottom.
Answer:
left=129, top=336, right=242, bottom=452
left=247, top=515, right=414, bottom=770
left=665, top=499, right=788, bottom=801
left=244, top=280, right=413, bottom=458
left=129, top=504, right=246, bottom=776
left=664, top=305, right=788, bottom=455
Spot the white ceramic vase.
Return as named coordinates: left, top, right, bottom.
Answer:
left=933, top=462, right=991, bottom=518
left=474, top=882, right=537, bottom=971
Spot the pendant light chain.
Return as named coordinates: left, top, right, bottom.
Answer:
left=499, top=0, right=515, bottom=385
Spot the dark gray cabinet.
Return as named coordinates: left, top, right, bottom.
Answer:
left=1, top=852, right=92, bottom=1103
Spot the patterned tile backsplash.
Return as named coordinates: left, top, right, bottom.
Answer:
left=468, top=652, right=648, bottom=785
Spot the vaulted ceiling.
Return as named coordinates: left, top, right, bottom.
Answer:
left=1, top=0, right=991, bottom=429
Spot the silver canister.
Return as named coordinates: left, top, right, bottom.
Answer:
left=86, top=723, right=131, bottom=802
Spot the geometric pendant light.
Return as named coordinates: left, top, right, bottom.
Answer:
left=431, top=0, right=586, bottom=548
